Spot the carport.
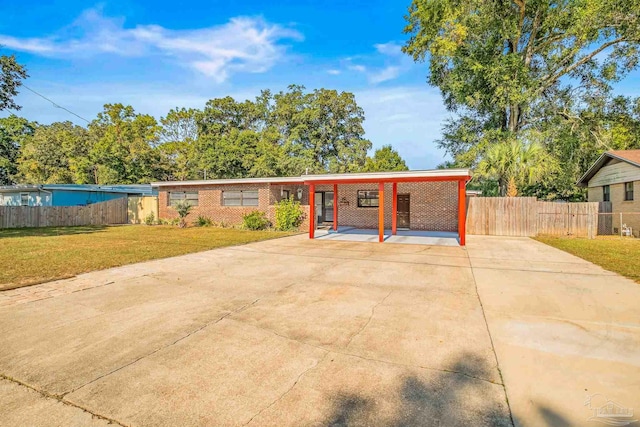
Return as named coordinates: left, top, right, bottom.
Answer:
left=304, top=169, right=471, bottom=245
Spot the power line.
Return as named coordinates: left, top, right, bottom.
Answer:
left=21, top=84, right=91, bottom=123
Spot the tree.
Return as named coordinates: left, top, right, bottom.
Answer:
left=403, top=0, right=640, bottom=198
left=0, top=115, right=34, bottom=184
left=475, top=139, right=552, bottom=196
left=157, top=108, right=199, bottom=181
left=363, top=145, right=409, bottom=172
left=17, top=121, right=89, bottom=184
left=0, top=54, right=27, bottom=111
left=88, top=104, right=161, bottom=184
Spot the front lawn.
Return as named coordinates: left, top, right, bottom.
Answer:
left=0, top=225, right=294, bottom=291
left=534, top=235, right=640, bottom=283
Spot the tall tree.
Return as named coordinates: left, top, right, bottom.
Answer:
left=88, top=104, right=161, bottom=184
left=0, top=115, right=34, bottom=184
left=363, top=145, right=409, bottom=172
left=17, top=121, right=88, bottom=184
left=157, top=108, right=199, bottom=181
left=0, top=54, right=27, bottom=111
left=403, top=0, right=640, bottom=197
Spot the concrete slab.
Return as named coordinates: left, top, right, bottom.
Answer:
left=0, top=378, right=112, bottom=427
left=1, top=233, right=638, bottom=427
left=467, top=235, right=640, bottom=427
left=315, top=227, right=461, bottom=246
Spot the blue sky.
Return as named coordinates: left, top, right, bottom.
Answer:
left=1, top=1, right=639, bottom=169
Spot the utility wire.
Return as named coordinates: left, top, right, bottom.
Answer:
left=21, top=84, right=91, bottom=123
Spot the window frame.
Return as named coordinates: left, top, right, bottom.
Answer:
left=222, top=190, right=259, bottom=207
left=168, top=191, right=199, bottom=207
left=602, top=185, right=610, bottom=202
left=624, top=182, right=634, bottom=201
left=20, top=192, right=29, bottom=206
left=357, top=190, right=379, bottom=208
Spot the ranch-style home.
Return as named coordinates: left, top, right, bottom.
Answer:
left=152, top=168, right=472, bottom=245
left=578, top=149, right=640, bottom=236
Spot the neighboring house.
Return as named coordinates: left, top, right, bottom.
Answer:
left=152, top=168, right=471, bottom=245
left=578, top=149, right=640, bottom=237
left=0, top=184, right=153, bottom=207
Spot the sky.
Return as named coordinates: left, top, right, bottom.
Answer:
left=1, top=2, right=639, bottom=170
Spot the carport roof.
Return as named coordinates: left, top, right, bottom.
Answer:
left=151, top=169, right=472, bottom=187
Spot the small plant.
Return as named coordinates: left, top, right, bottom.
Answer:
left=173, top=200, right=192, bottom=228
left=242, top=210, right=270, bottom=230
left=194, top=215, right=213, bottom=227
left=144, top=211, right=156, bottom=226
left=275, top=196, right=304, bottom=231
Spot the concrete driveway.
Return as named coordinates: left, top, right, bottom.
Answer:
left=0, top=234, right=638, bottom=427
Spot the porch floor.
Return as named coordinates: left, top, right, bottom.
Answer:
left=314, top=226, right=460, bottom=246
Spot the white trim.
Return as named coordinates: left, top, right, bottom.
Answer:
left=151, top=169, right=471, bottom=187
left=302, top=169, right=471, bottom=182
left=151, top=176, right=304, bottom=187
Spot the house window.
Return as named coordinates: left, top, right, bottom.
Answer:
left=20, top=193, right=29, bottom=206
left=357, top=190, right=379, bottom=208
left=624, top=182, right=634, bottom=201
left=603, top=185, right=610, bottom=202
left=222, top=190, right=259, bottom=206
left=281, top=190, right=290, bottom=200
left=168, top=191, right=199, bottom=207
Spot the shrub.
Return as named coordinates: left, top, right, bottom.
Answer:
left=144, top=211, right=156, bottom=226
left=173, top=200, right=192, bottom=228
left=275, top=196, right=304, bottom=231
left=242, top=210, right=270, bottom=230
left=194, top=215, right=213, bottom=227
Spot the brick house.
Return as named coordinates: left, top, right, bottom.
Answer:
left=153, top=168, right=471, bottom=245
left=578, top=150, right=640, bottom=237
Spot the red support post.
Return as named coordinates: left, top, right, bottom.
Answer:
left=392, top=182, right=397, bottom=235
left=458, top=179, right=466, bottom=246
left=309, top=184, right=315, bottom=239
left=333, top=183, right=338, bottom=231
left=378, top=182, right=385, bottom=243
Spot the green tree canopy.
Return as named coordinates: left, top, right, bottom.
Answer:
left=403, top=0, right=640, bottom=198
left=0, top=115, right=34, bottom=184
left=363, top=145, right=409, bottom=172
left=0, top=54, right=27, bottom=111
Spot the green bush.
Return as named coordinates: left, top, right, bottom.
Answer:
left=242, top=210, right=270, bottom=230
left=144, top=212, right=156, bottom=226
left=173, top=200, right=192, bottom=228
left=194, top=215, right=213, bottom=227
left=275, top=196, right=304, bottom=231
left=158, top=217, right=179, bottom=226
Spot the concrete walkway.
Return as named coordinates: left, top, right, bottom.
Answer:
left=0, top=234, right=638, bottom=426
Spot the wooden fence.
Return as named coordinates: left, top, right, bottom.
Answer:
left=127, top=196, right=158, bottom=224
left=0, top=198, right=128, bottom=229
left=466, top=197, right=599, bottom=238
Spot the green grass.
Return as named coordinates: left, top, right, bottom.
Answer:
left=534, top=235, right=640, bottom=283
left=0, top=225, right=294, bottom=291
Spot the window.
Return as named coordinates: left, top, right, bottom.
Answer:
left=281, top=190, right=290, bottom=200
left=603, top=185, right=610, bottom=202
left=20, top=193, right=29, bottom=206
left=624, top=182, right=634, bottom=201
left=168, top=191, right=199, bottom=207
left=357, top=190, right=379, bottom=208
left=223, top=190, right=259, bottom=206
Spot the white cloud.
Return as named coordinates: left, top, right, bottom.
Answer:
left=326, top=69, right=341, bottom=75
left=0, top=8, right=302, bottom=82
left=368, top=66, right=401, bottom=84
left=374, top=42, right=403, bottom=56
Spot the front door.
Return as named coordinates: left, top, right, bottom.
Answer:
left=397, top=194, right=410, bottom=228
left=314, top=192, right=334, bottom=224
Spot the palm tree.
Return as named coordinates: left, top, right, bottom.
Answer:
left=476, top=139, right=550, bottom=196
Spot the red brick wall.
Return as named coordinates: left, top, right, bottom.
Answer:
left=157, top=181, right=459, bottom=231
left=158, top=183, right=271, bottom=226
left=315, top=182, right=459, bottom=231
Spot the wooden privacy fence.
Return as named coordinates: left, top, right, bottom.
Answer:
left=0, top=198, right=128, bottom=229
left=466, top=197, right=599, bottom=238
left=127, top=196, right=158, bottom=224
